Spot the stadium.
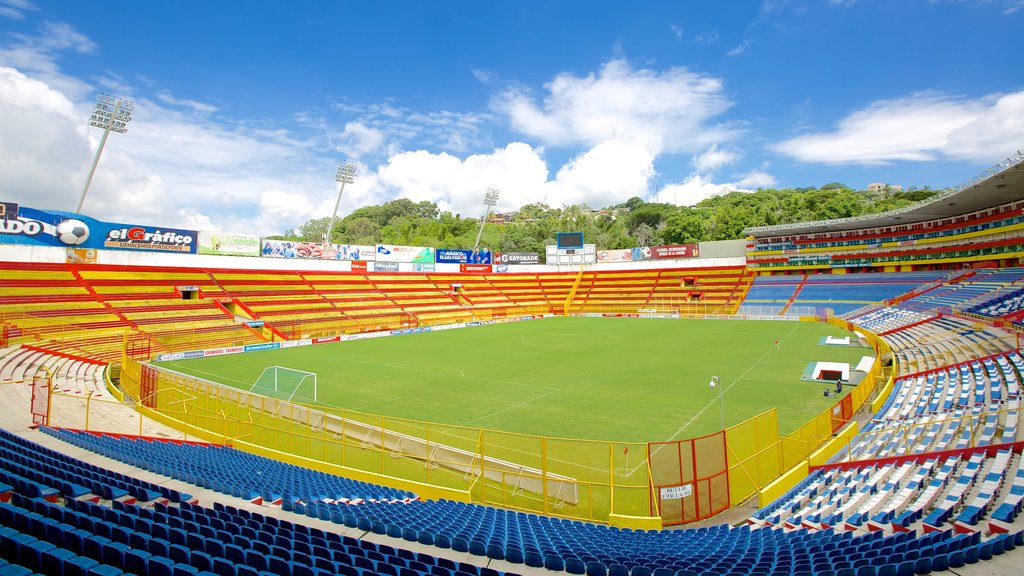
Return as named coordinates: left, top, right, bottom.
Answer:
left=0, top=147, right=1021, bottom=576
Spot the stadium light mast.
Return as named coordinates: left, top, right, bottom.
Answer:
left=709, top=376, right=724, bottom=430
left=77, top=94, right=134, bottom=214
left=327, top=161, right=357, bottom=244
left=473, top=188, right=500, bottom=251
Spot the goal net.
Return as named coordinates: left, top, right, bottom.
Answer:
left=249, top=366, right=318, bottom=403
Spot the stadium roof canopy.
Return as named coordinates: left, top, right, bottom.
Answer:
left=744, top=149, right=1024, bottom=238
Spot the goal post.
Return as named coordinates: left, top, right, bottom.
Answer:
left=249, top=366, right=318, bottom=403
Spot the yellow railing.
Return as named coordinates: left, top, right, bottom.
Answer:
left=723, top=318, right=891, bottom=506
left=564, top=266, right=585, bottom=315
left=117, top=356, right=651, bottom=524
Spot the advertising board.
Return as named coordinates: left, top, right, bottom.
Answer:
left=435, top=248, right=492, bottom=264
left=198, top=231, right=261, bottom=256
left=0, top=202, right=198, bottom=254
left=494, top=251, right=540, bottom=265
left=376, top=244, right=435, bottom=263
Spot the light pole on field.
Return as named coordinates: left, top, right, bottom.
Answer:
left=77, top=94, right=134, bottom=214
left=326, top=161, right=357, bottom=244
left=473, top=188, right=500, bottom=251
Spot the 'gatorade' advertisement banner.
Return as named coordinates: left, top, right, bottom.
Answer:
left=199, top=231, right=261, bottom=256
left=494, top=251, right=540, bottom=265
left=376, top=244, right=435, bottom=263
left=0, top=202, right=197, bottom=253
left=435, top=248, right=492, bottom=264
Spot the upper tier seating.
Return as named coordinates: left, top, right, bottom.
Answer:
left=738, top=272, right=943, bottom=316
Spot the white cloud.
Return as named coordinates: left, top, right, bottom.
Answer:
left=693, top=31, right=720, bottom=44
left=654, top=174, right=738, bottom=206
left=0, top=0, right=35, bottom=20
left=375, top=142, right=550, bottom=217
left=737, top=169, right=777, bottom=188
left=773, top=91, right=1024, bottom=165
left=546, top=140, right=655, bottom=207
left=494, top=58, right=737, bottom=156
left=332, top=121, right=385, bottom=158
left=693, top=146, right=739, bottom=172
left=371, top=140, right=657, bottom=217
left=0, top=21, right=94, bottom=99
left=156, top=91, right=218, bottom=114
left=653, top=168, right=776, bottom=206
left=670, top=25, right=683, bottom=41
left=0, top=66, right=89, bottom=210
left=330, top=100, right=493, bottom=155
left=727, top=40, right=750, bottom=56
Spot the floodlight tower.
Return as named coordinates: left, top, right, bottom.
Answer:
left=709, top=375, right=724, bottom=430
left=77, top=94, right=134, bottom=214
left=473, top=188, right=500, bottom=251
left=326, top=161, right=357, bottom=244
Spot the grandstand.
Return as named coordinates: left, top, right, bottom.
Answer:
left=1, top=152, right=1024, bottom=575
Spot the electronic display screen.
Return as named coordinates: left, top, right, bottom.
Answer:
left=556, top=232, right=584, bottom=249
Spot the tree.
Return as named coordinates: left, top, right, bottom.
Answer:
left=342, top=217, right=381, bottom=244
left=663, top=210, right=708, bottom=244
left=624, top=196, right=645, bottom=210
left=298, top=217, right=332, bottom=242
left=281, top=185, right=935, bottom=253
left=820, top=182, right=849, bottom=190
left=633, top=223, right=657, bottom=246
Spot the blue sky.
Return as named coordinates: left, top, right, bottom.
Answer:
left=0, top=0, right=1022, bottom=234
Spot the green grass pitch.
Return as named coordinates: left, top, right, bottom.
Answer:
left=157, top=316, right=868, bottom=442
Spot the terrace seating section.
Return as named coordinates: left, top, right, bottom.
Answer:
left=840, top=351, right=1022, bottom=461
left=895, top=269, right=1024, bottom=313
left=480, top=274, right=556, bottom=312
left=0, top=480, right=524, bottom=576
left=753, top=450, right=1024, bottom=536
left=0, top=429, right=192, bottom=506
left=32, top=426, right=1024, bottom=575
left=847, top=307, right=933, bottom=333
left=739, top=272, right=941, bottom=316
left=0, top=263, right=132, bottom=362
left=421, top=274, right=521, bottom=316
left=746, top=199, right=1024, bottom=270
left=0, top=347, right=107, bottom=399
left=793, top=273, right=939, bottom=315
left=966, top=287, right=1024, bottom=320
left=755, top=305, right=1024, bottom=537
left=567, top=266, right=748, bottom=314
left=43, top=427, right=415, bottom=505
left=370, top=275, right=476, bottom=323
left=301, top=272, right=411, bottom=335
left=0, top=263, right=268, bottom=362
left=210, top=270, right=352, bottom=338
left=78, top=268, right=264, bottom=353
left=881, top=316, right=1015, bottom=376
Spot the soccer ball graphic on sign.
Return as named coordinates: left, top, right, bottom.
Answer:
left=55, top=219, right=90, bottom=245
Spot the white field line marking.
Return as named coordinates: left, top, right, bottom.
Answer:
left=632, top=322, right=804, bottom=477
left=451, top=388, right=562, bottom=428
left=170, top=361, right=620, bottom=477
left=341, top=356, right=556, bottom=391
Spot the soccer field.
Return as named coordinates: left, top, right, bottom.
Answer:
left=157, top=316, right=869, bottom=442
